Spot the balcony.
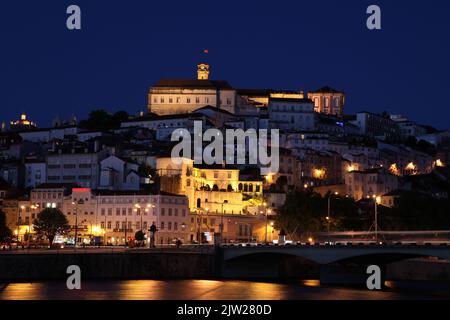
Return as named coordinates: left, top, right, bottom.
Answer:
left=113, top=228, right=134, bottom=233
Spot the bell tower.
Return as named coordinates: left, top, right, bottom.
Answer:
left=197, top=63, right=210, bottom=80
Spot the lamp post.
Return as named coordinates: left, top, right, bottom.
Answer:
left=373, top=195, right=381, bottom=242
left=124, top=216, right=128, bottom=247
left=29, top=204, right=39, bottom=248
left=327, top=192, right=339, bottom=233
left=72, top=199, right=84, bottom=248
left=104, top=214, right=107, bottom=246
left=263, top=202, right=268, bottom=244
left=134, top=204, right=142, bottom=230
left=16, top=205, right=25, bottom=248
left=220, top=202, right=224, bottom=244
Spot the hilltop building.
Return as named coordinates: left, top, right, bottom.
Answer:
left=148, top=63, right=236, bottom=115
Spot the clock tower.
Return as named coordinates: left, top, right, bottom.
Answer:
left=197, top=63, right=210, bottom=80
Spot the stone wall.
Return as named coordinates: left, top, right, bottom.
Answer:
left=0, top=252, right=216, bottom=282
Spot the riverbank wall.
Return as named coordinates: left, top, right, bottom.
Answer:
left=0, top=251, right=216, bottom=282
left=1, top=251, right=449, bottom=283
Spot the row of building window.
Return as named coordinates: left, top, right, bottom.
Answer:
left=67, top=208, right=187, bottom=217
left=32, top=192, right=63, bottom=200
left=99, top=221, right=183, bottom=231
left=271, top=105, right=313, bottom=112
left=99, top=197, right=186, bottom=205
left=48, top=175, right=93, bottom=181
left=313, top=97, right=341, bottom=108
left=153, top=97, right=233, bottom=105
left=48, top=164, right=93, bottom=169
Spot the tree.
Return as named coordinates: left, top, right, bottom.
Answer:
left=0, top=209, right=12, bottom=243
left=78, top=109, right=129, bottom=131
left=275, top=190, right=363, bottom=240
left=135, top=230, right=145, bottom=247
left=382, top=192, right=450, bottom=230
left=33, top=208, right=70, bottom=246
left=276, top=176, right=288, bottom=191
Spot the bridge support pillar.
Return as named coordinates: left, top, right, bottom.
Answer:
left=320, top=264, right=386, bottom=288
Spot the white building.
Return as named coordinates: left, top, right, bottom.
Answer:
left=351, top=112, right=401, bottom=140
left=148, top=64, right=237, bottom=115
left=284, top=132, right=330, bottom=153
left=24, top=160, right=46, bottom=188
left=269, top=98, right=315, bottom=131
left=345, top=168, right=398, bottom=200
left=121, top=113, right=208, bottom=141
left=62, top=188, right=190, bottom=245
left=46, top=147, right=109, bottom=189
left=99, top=155, right=142, bottom=191
left=18, top=126, right=79, bottom=143
left=390, top=114, right=427, bottom=139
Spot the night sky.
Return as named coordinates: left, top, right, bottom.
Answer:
left=1, top=0, right=449, bottom=129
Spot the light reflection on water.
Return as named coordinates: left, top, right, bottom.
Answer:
left=1, top=280, right=449, bottom=300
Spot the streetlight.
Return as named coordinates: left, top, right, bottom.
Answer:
left=135, top=203, right=143, bottom=231
left=220, top=202, right=225, bottom=244
left=372, top=195, right=382, bottom=242
left=72, top=199, right=84, bottom=248
left=16, top=205, right=26, bottom=247
left=263, top=201, right=269, bottom=244
left=29, top=204, right=39, bottom=248
left=327, top=192, right=339, bottom=233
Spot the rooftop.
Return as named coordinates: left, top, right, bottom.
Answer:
left=309, top=86, right=344, bottom=94
left=152, top=79, right=233, bottom=90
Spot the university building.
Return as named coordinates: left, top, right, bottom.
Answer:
left=148, top=64, right=237, bottom=115
left=307, top=86, right=345, bottom=116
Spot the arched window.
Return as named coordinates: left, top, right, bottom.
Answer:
left=238, top=183, right=243, bottom=191
left=243, top=184, right=248, bottom=192
left=213, top=185, right=219, bottom=192
left=197, top=198, right=201, bottom=208
left=227, top=185, right=233, bottom=192
left=249, top=184, right=253, bottom=192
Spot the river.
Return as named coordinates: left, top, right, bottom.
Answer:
left=1, top=280, right=450, bottom=300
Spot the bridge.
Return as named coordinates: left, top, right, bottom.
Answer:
left=219, top=244, right=450, bottom=285
left=222, top=244, right=450, bottom=264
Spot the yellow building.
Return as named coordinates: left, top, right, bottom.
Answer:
left=156, top=157, right=263, bottom=214
left=308, top=86, right=345, bottom=116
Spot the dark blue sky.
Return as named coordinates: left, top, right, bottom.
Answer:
left=1, top=0, right=449, bottom=129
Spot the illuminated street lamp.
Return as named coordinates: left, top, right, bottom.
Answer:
left=28, top=204, right=39, bottom=247
left=435, top=159, right=445, bottom=168
left=326, top=192, right=339, bottom=233
left=264, top=203, right=271, bottom=244
left=71, top=199, right=84, bottom=248
left=372, top=195, right=382, bottom=242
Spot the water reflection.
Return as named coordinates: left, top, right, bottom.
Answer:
left=1, top=280, right=449, bottom=300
